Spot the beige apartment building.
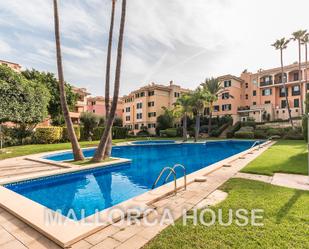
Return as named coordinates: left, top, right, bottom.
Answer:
left=212, top=62, right=309, bottom=123
left=122, top=81, right=190, bottom=134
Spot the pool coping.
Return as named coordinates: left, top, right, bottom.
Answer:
left=0, top=140, right=272, bottom=248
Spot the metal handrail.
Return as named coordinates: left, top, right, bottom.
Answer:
left=251, top=141, right=260, bottom=149
left=152, top=167, right=177, bottom=194
left=164, top=164, right=187, bottom=190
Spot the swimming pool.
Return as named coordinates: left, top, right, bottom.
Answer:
left=130, top=140, right=176, bottom=145
left=4, top=140, right=259, bottom=220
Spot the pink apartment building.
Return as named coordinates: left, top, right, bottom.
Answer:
left=87, top=96, right=124, bottom=118
left=211, top=62, right=309, bottom=123
left=0, top=59, right=21, bottom=72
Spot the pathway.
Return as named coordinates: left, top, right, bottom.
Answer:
left=234, top=172, right=309, bottom=191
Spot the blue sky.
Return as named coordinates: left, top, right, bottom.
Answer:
left=1, top=0, right=309, bottom=96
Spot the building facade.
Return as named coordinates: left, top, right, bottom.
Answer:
left=70, top=87, right=90, bottom=124
left=212, top=62, right=309, bottom=123
left=87, top=96, right=124, bottom=118
left=122, top=81, right=190, bottom=134
left=0, top=60, right=21, bottom=72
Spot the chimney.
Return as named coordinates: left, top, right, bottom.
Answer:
left=169, top=80, right=173, bottom=86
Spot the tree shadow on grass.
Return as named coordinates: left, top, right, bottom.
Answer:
left=276, top=190, right=303, bottom=224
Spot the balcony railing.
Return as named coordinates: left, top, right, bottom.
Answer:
left=260, top=81, right=273, bottom=87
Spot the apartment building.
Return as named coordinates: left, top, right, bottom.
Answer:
left=87, top=96, right=124, bottom=118
left=212, top=62, right=309, bottom=123
left=0, top=59, right=21, bottom=72
left=122, top=81, right=190, bottom=134
left=70, top=87, right=90, bottom=124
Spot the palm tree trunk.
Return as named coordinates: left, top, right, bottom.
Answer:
left=280, top=48, right=294, bottom=128
left=298, top=40, right=304, bottom=115
left=195, top=113, right=200, bottom=142
left=104, top=0, right=116, bottom=159
left=92, top=0, right=126, bottom=162
left=53, top=0, right=84, bottom=161
left=183, top=113, right=187, bottom=142
left=208, top=102, right=213, bottom=135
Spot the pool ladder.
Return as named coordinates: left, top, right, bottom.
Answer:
left=152, top=164, right=187, bottom=195
left=251, top=141, right=261, bottom=149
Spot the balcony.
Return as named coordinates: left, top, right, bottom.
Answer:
left=260, top=81, right=273, bottom=87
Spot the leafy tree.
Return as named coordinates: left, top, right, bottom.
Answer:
left=80, top=112, right=100, bottom=140
left=0, top=65, right=50, bottom=142
left=156, top=107, right=174, bottom=134
left=22, top=69, right=77, bottom=125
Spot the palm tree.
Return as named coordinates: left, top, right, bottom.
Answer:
left=52, top=0, right=84, bottom=161
left=292, top=30, right=307, bottom=115
left=190, top=88, right=208, bottom=142
left=200, top=78, right=223, bottom=135
left=173, top=94, right=193, bottom=141
left=92, top=0, right=127, bottom=162
left=104, top=0, right=117, bottom=158
left=272, top=38, right=294, bottom=128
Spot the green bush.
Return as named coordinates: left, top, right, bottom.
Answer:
left=165, top=128, right=177, bottom=137
left=62, top=126, right=80, bottom=142
left=34, top=127, right=62, bottom=144
left=283, top=128, right=303, bottom=140
left=238, top=126, right=254, bottom=132
left=267, top=128, right=283, bottom=137
left=234, top=131, right=254, bottom=139
left=241, top=121, right=256, bottom=128
left=254, top=130, right=268, bottom=139
left=112, top=127, right=128, bottom=139
left=226, top=121, right=241, bottom=138
left=209, top=123, right=230, bottom=137
left=93, top=127, right=104, bottom=140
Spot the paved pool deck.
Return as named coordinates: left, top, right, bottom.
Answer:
left=0, top=141, right=276, bottom=249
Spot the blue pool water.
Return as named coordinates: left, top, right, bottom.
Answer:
left=130, top=140, right=176, bottom=145
left=5, top=140, right=259, bottom=220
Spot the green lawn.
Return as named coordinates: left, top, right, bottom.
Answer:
left=0, top=137, right=185, bottom=160
left=241, top=140, right=308, bottom=176
left=145, top=178, right=309, bottom=249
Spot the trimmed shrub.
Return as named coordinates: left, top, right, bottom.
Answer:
left=209, top=123, right=230, bottom=137
left=165, top=128, right=177, bottom=137
left=241, top=121, right=256, bottom=128
left=254, top=130, right=268, bottom=139
left=238, top=126, right=254, bottom=132
left=283, top=127, right=303, bottom=140
left=62, top=126, right=80, bottom=142
left=112, top=127, right=128, bottom=139
left=267, top=128, right=283, bottom=137
left=34, top=127, right=62, bottom=144
left=234, top=131, right=254, bottom=139
left=226, top=121, right=241, bottom=138
left=93, top=127, right=104, bottom=140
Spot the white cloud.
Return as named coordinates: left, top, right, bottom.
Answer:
left=0, top=0, right=309, bottom=95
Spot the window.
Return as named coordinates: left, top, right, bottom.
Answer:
left=293, top=72, right=299, bottom=81
left=92, top=110, right=95, bottom=113
left=125, top=116, right=130, bottom=121
left=262, top=88, right=272, bottom=96
left=245, top=83, right=248, bottom=88
left=224, top=80, right=231, bottom=87
left=174, top=92, right=180, bottom=98
left=222, top=104, right=231, bottom=111
left=135, top=93, right=140, bottom=98
left=292, top=85, right=300, bottom=96
left=222, top=92, right=229, bottom=99
left=125, top=107, right=130, bottom=112
left=245, top=94, right=248, bottom=100
left=136, top=113, right=142, bottom=119
left=148, top=91, right=155, bottom=96
left=134, top=124, right=139, bottom=130
left=148, top=112, right=156, bottom=117
left=264, top=101, right=271, bottom=104
left=140, top=92, right=145, bottom=97
left=125, top=97, right=133, bottom=103
left=280, top=87, right=288, bottom=97
left=214, top=105, right=220, bottom=112
left=148, top=123, right=156, bottom=128
left=253, top=101, right=256, bottom=105
left=294, top=99, right=299, bottom=108
left=253, top=90, right=256, bottom=96
left=281, top=100, right=287, bottom=108
left=148, top=101, right=155, bottom=107
left=91, top=101, right=96, bottom=105
left=136, top=103, right=142, bottom=109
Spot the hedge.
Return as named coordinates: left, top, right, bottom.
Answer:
left=160, top=128, right=177, bottom=137
left=62, top=126, right=80, bottom=142
left=93, top=126, right=129, bottom=140
left=241, top=121, right=256, bottom=128
left=34, top=127, right=62, bottom=144
left=209, top=123, right=230, bottom=137
left=234, top=131, right=254, bottom=139
left=226, top=121, right=241, bottom=138
left=254, top=130, right=268, bottom=139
